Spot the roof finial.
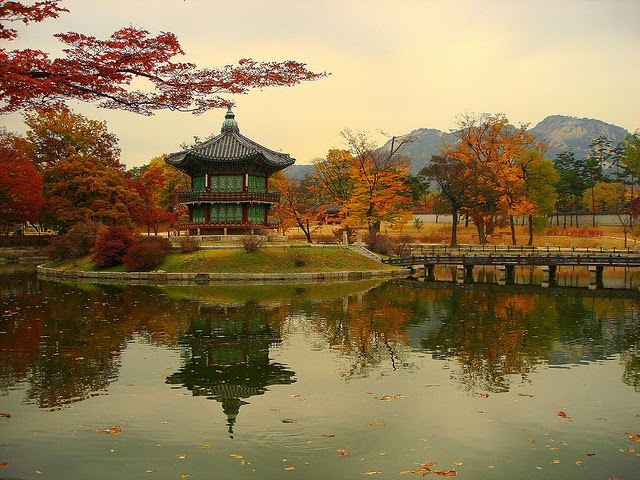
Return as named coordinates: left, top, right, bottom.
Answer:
left=221, top=108, right=239, bottom=133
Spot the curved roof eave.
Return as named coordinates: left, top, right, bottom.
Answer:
left=165, top=109, right=296, bottom=170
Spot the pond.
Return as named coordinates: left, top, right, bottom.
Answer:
left=1, top=266, right=639, bottom=479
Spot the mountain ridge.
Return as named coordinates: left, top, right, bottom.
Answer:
left=284, top=115, right=631, bottom=179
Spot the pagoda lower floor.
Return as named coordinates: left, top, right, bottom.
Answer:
left=178, top=201, right=275, bottom=236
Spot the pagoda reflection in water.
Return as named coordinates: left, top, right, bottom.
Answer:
left=166, top=302, right=296, bottom=437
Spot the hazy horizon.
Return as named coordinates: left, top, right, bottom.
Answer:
left=1, top=0, right=638, bottom=167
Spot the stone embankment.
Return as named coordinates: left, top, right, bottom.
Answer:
left=36, top=265, right=406, bottom=284
left=0, top=247, right=48, bottom=265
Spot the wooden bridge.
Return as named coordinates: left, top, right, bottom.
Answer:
left=382, top=252, right=640, bottom=287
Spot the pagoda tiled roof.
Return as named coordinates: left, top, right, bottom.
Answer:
left=166, top=109, right=295, bottom=170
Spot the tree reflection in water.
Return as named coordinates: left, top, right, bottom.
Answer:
left=1, top=269, right=639, bottom=416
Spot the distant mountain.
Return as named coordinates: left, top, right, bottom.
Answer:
left=528, top=115, right=629, bottom=160
left=380, top=115, right=630, bottom=174
left=283, top=164, right=315, bottom=181
left=378, top=128, right=458, bottom=175
left=285, top=115, right=630, bottom=179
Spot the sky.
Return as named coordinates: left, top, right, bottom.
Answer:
left=2, top=0, right=639, bottom=167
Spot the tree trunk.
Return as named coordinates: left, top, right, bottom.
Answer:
left=527, top=214, right=534, bottom=246
left=297, top=219, right=313, bottom=243
left=368, top=221, right=381, bottom=237
left=450, top=207, right=459, bottom=247
left=304, top=219, right=313, bottom=243
left=509, top=215, right=517, bottom=245
left=485, top=216, right=495, bottom=236
left=591, top=185, right=596, bottom=227
left=475, top=219, right=488, bottom=244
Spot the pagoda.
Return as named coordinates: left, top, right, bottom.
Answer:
left=165, top=109, right=295, bottom=235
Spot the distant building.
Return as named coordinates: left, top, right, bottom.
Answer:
left=165, top=109, right=294, bottom=235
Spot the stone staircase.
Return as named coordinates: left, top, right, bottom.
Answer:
left=348, top=245, right=382, bottom=262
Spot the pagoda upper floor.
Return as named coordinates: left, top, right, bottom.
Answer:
left=165, top=109, right=295, bottom=178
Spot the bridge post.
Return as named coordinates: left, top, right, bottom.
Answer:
left=497, top=265, right=515, bottom=285
left=588, top=265, right=604, bottom=289
left=424, top=264, right=435, bottom=280
left=456, top=264, right=474, bottom=284
left=541, top=265, right=557, bottom=288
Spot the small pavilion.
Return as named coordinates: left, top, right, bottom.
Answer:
left=165, top=109, right=295, bottom=235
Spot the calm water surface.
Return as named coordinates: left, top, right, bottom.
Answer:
left=1, top=266, right=639, bottom=479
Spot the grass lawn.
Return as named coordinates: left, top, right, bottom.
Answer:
left=160, top=246, right=397, bottom=273
left=45, top=246, right=399, bottom=274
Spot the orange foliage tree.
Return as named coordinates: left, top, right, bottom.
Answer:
left=0, top=1, right=326, bottom=114
left=129, top=156, right=189, bottom=235
left=340, top=130, right=412, bottom=236
left=443, top=113, right=539, bottom=244
left=23, top=106, right=141, bottom=230
left=0, top=131, right=44, bottom=232
left=270, top=172, right=325, bottom=242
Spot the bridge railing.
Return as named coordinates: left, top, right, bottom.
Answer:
left=383, top=252, right=640, bottom=268
left=401, top=243, right=639, bottom=256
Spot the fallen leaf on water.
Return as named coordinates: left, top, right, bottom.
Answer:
left=162, top=420, right=169, bottom=424
left=474, top=392, right=489, bottom=398
left=322, top=434, right=335, bottom=438
left=518, top=393, right=535, bottom=398
left=0, top=413, right=10, bottom=418
left=620, top=448, right=636, bottom=453
left=230, top=454, right=244, bottom=459
left=626, top=432, right=640, bottom=442
left=529, top=439, right=537, bottom=444
left=399, top=469, right=428, bottom=476
left=434, top=470, right=457, bottom=476
left=198, top=444, right=213, bottom=449
left=175, top=454, right=186, bottom=459
left=284, top=466, right=296, bottom=471
left=363, top=472, right=381, bottom=475
left=556, top=410, right=572, bottom=420
left=400, top=461, right=439, bottom=476
left=180, top=475, right=189, bottom=479
left=146, top=470, right=156, bottom=473
left=360, top=391, right=373, bottom=395
left=375, top=394, right=404, bottom=401
left=101, top=425, right=122, bottom=434
left=368, top=422, right=385, bottom=427
left=0, top=461, right=9, bottom=469
left=585, top=453, right=596, bottom=457
left=338, top=448, right=356, bottom=456
left=574, top=460, right=584, bottom=465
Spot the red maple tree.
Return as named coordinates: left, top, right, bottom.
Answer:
left=0, top=1, right=326, bottom=114
left=0, top=131, right=44, bottom=231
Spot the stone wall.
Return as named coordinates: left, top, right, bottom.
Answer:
left=0, top=247, right=48, bottom=264
left=36, top=265, right=406, bottom=285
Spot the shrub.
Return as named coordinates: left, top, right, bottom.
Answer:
left=92, top=226, right=134, bottom=268
left=177, top=236, right=200, bottom=253
left=123, top=236, right=172, bottom=272
left=242, top=234, right=266, bottom=253
left=394, top=234, right=414, bottom=257
left=46, top=221, right=104, bottom=261
left=366, top=233, right=396, bottom=255
left=289, top=247, right=309, bottom=267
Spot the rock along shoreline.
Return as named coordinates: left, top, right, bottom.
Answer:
left=36, top=264, right=407, bottom=284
